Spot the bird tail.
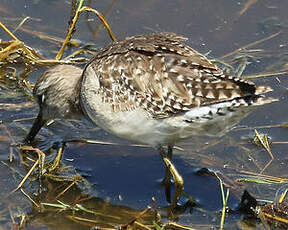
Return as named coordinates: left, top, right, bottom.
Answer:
left=250, top=95, right=278, bottom=106
left=251, top=85, right=278, bottom=105
left=255, top=85, right=273, bottom=95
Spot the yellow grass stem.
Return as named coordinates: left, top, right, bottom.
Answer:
left=56, top=6, right=116, bottom=60
left=0, top=20, right=19, bottom=41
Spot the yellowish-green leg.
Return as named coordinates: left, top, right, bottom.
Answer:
left=157, top=146, right=184, bottom=209
left=161, top=146, right=173, bottom=186
left=49, top=142, right=65, bottom=172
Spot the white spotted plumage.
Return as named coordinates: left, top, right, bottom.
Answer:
left=80, top=32, right=277, bottom=146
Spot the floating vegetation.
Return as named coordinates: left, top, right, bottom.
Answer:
left=253, top=129, right=274, bottom=173
left=0, top=0, right=116, bottom=85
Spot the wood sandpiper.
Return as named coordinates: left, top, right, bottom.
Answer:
left=25, top=32, right=277, bottom=208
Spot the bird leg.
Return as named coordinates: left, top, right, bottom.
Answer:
left=49, top=142, right=66, bottom=172
left=161, top=145, right=173, bottom=186
left=157, top=145, right=184, bottom=209
left=161, top=145, right=173, bottom=203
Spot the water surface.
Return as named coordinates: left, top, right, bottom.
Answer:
left=0, top=0, right=287, bottom=229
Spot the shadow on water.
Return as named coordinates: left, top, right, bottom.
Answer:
left=0, top=0, right=288, bottom=229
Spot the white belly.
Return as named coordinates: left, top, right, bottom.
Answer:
left=80, top=93, right=254, bottom=147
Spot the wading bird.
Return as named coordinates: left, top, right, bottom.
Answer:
left=25, top=32, right=276, bottom=208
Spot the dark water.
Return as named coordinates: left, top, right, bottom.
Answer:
left=0, top=0, right=288, bottom=229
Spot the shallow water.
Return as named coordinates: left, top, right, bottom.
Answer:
left=0, top=0, right=288, bottom=229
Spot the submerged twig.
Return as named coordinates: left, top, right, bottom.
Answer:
left=221, top=31, right=282, bottom=59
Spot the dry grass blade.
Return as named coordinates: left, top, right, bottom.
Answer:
left=9, top=158, right=39, bottom=194
left=19, top=26, right=75, bottom=45
left=279, top=189, right=288, bottom=203
left=80, top=7, right=116, bottom=42
left=0, top=39, right=44, bottom=66
left=121, top=206, right=152, bottom=228
left=87, top=0, right=118, bottom=38
left=239, top=170, right=288, bottom=183
left=221, top=31, right=281, bottom=59
left=132, top=221, right=153, bottom=230
left=56, top=5, right=116, bottom=60
left=54, top=176, right=82, bottom=200
left=66, top=138, right=188, bottom=151
left=13, top=16, right=31, bottom=33
left=0, top=20, right=19, bottom=40
left=1, top=123, right=16, bottom=144
left=244, top=70, right=288, bottom=79
left=0, top=40, right=22, bottom=61
left=20, top=188, right=39, bottom=208
left=253, top=129, right=274, bottom=173
left=162, top=222, right=197, bottom=230
left=235, top=176, right=288, bottom=184
left=235, top=123, right=288, bottom=131
left=237, top=0, right=258, bottom=17
left=67, top=215, right=115, bottom=226
left=263, top=213, right=288, bottom=225
left=41, top=200, right=121, bottom=220
left=64, top=48, right=95, bottom=60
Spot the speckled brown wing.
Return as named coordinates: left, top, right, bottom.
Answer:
left=86, top=32, right=270, bottom=118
